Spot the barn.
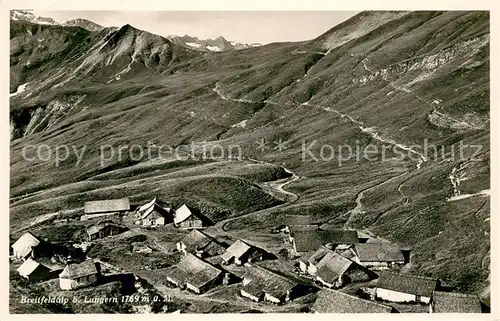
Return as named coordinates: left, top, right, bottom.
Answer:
left=59, top=259, right=99, bottom=290
left=174, top=204, right=207, bottom=229
left=135, top=198, right=173, bottom=226
left=430, top=291, right=482, bottom=313
left=239, top=264, right=303, bottom=304
left=291, top=229, right=359, bottom=254
left=176, top=230, right=226, bottom=258
left=220, top=239, right=266, bottom=265
left=351, top=243, right=405, bottom=269
left=11, top=232, right=47, bottom=260
left=375, top=272, right=438, bottom=304
left=165, top=253, right=223, bottom=294
left=17, top=258, right=52, bottom=282
left=311, top=289, right=397, bottom=313
left=299, top=247, right=374, bottom=288
left=82, top=198, right=130, bottom=220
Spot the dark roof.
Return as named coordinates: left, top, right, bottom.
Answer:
left=354, top=243, right=405, bottom=262
left=299, top=246, right=332, bottom=265
left=59, top=260, right=98, bottom=279
left=180, top=230, right=226, bottom=257
left=241, top=264, right=297, bottom=299
left=84, top=198, right=130, bottom=214
left=377, top=272, right=437, bottom=297
left=241, top=281, right=265, bottom=299
left=312, top=289, right=395, bottom=313
left=221, top=239, right=253, bottom=262
left=315, top=252, right=354, bottom=284
left=432, top=291, right=482, bottom=313
left=293, top=230, right=358, bottom=252
left=166, top=253, right=222, bottom=289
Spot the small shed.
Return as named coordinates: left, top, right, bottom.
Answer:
left=311, top=289, right=396, bottom=313
left=220, top=240, right=265, bottom=265
left=375, top=272, right=438, bottom=304
left=17, top=258, right=52, bottom=282
left=11, top=232, right=43, bottom=260
left=59, top=259, right=99, bottom=290
left=430, top=291, right=482, bottom=313
left=352, top=243, right=405, bottom=269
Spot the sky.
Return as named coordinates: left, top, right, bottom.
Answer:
left=33, top=11, right=359, bottom=44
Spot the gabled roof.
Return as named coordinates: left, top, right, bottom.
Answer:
left=241, top=264, right=297, bottom=299
left=299, top=246, right=333, bottom=265
left=12, top=232, right=42, bottom=258
left=17, top=258, right=48, bottom=277
left=139, top=198, right=172, bottom=219
left=84, top=198, right=130, bottom=214
left=180, top=230, right=226, bottom=256
left=59, top=259, right=98, bottom=279
left=293, top=229, right=359, bottom=252
left=377, top=272, right=437, bottom=298
left=431, top=291, right=482, bottom=313
left=315, top=252, right=354, bottom=284
left=138, top=197, right=158, bottom=213
left=312, top=289, right=395, bottom=313
left=174, top=204, right=196, bottom=224
left=141, top=203, right=170, bottom=220
left=354, top=243, right=405, bottom=262
left=167, top=253, right=222, bottom=288
left=220, top=239, right=252, bottom=262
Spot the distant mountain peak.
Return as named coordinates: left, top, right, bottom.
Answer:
left=166, top=34, right=261, bottom=52
left=10, top=10, right=103, bottom=32
left=62, top=18, right=104, bottom=32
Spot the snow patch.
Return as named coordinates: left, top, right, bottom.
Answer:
left=185, top=42, right=201, bottom=48
left=10, top=83, right=28, bottom=97
left=231, top=120, right=248, bottom=128
left=207, top=45, right=222, bottom=52
left=447, top=189, right=490, bottom=202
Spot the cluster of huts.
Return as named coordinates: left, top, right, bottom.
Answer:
left=11, top=232, right=100, bottom=290
left=285, top=226, right=483, bottom=312
left=10, top=196, right=485, bottom=313
left=82, top=197, right=210, bottom=229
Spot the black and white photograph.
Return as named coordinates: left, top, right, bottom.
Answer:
left=7, top=3, right=492, bottom=315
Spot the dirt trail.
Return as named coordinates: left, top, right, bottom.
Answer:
left=209, top=158, right=300, bottom=235
left=342, top=171, right=409, bottom=229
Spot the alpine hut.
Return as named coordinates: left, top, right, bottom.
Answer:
left=311, top=289, right=397, bottom=313
left=351, top=243, right=405, bottom=269
left=59, top=259, right=99, bottom=290
left=176, top=229, right=226, bottom=258
left=11, top=232, right=45, bottom=260
left=165, top=253, right=223, bottom=294
left=375, top=272, right=438, bottom=304
left=430, top=291, right=482, bottom=313
left=17, top=258, right=52, bottom=282
left=82, top=198, right=130, bottom=220
left=135, top=198, right=174, bottom=226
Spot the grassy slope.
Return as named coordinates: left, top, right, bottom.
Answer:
left=9, top=11, right=490, bottom=302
